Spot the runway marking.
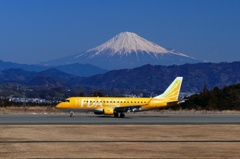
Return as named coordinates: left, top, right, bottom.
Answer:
left=1, top=141, right=240, bottom=143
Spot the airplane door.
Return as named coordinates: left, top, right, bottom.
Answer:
left=75, top=98, right=81, bottom=107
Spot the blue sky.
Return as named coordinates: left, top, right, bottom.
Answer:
left=0, top=0, right=240, bottom=64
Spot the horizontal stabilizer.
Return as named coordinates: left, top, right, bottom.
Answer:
left=167, top=99, right=187, bottom=105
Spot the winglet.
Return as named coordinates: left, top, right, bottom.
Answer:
left=154, top=77, right=183, bottom=101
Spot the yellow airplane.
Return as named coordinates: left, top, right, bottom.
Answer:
left=56, top=77, right=184, bottom=117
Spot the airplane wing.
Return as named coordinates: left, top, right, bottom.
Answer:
left=114, top=105, right=144, bottom=113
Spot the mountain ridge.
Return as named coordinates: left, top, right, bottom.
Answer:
left=2, top=61, right=240, bottom=93
left=43, top=32, right=204, bottom=70
left=0, top=60, right=107, bottom=77
left=0, top=68, right=84, bottom=86
left=79, top=61, right=240, bottom=92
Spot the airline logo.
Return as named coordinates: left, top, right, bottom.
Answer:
left=162, top=78, right=182, bottom=99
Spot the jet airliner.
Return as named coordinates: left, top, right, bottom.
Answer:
left=56, top=77, right=184, bottom=117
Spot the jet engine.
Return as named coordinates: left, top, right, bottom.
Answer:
left=94, top=109, right=104, bottom=115
left=94, top=108, right=114, bottom=115
left=103, top=108, right=114, bottom=115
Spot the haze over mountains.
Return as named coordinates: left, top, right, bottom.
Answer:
left=43, top=32, right=204, bottom=70
left=1, top=62, right=240, bottom=93
left=0, top=60, right=107, bottom=77
left=0, top=68, right=83, bottom=86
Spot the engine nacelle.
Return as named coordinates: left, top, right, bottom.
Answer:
left=103, top=108, right=114, bottom=115
left=94, top=109, right=104, bottom=115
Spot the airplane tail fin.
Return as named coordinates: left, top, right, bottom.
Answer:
left=154, top=77, right=183, bottom=101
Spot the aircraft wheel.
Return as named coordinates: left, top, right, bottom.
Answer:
left=70, top=111, right=74, bottom=117
left=120, top=114, right=125, bottom=118
left=114, top=113, right=119, bottom=118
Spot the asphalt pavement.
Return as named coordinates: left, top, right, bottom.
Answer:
left=0, top=114, right=239, bottom=125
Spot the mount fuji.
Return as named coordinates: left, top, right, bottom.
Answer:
left=44, top=32, right=204, bottom=70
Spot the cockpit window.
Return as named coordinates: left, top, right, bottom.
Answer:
left=63, top=100, right=70, bottom=102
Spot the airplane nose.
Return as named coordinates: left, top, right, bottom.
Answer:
left=55, top=103, right=62, bottom=108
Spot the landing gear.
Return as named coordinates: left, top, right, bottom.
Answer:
left=120, top=113, right=125, bottom=118
left=114, top=113, right=119, bottom=118
left=113, top=113, right=125, bottom=118
left=70, top=111, right=74, bottom=117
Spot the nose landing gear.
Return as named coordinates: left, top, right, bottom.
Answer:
left=70, top=111, right=74, bottom=117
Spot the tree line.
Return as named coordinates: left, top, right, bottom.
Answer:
left=179, top=84, right=240, bottom=110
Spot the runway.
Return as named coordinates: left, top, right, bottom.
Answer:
left=0, top=114, right=239, bottom=125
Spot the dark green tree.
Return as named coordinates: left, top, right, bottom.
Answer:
left=203, top=85, right=209, bottom=93
left=79, top=92, right=85, bottom=97
left=90, top=92, right=104, bottom=97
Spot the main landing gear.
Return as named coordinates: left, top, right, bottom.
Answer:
left=120, top=113, right=125, bottom=118
left=114, top=113, right=119, bottom=118
left=70, top=111, right=74, bottom=117
left=114, top=113, right=125, bottom=118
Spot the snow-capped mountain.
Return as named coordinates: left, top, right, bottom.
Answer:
left=44, top=32, right=204, bottom=70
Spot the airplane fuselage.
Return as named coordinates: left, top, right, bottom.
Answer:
left=56, top=97, right=178, bottom=113
left=55, top=77, right=183, bottom=117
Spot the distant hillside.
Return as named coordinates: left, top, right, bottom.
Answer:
left=27, top=76, right=70, bottom=88
left=0, top=60, right=107, bottom=77
left=0, top=60, right=45, bottom=72
left=80, top=62, right=240, bottom=93
left=1, top=62, right=240, bottom=94
left=0, top=68, right=84, bottom=87
left=54, top=63, right=108, bottom=77
left=0, top=69, right=37, bottom=82
left=36, top=68, right=84, bottom=84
